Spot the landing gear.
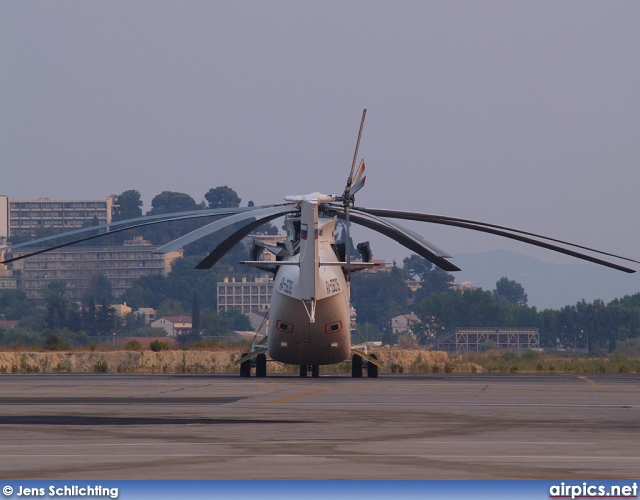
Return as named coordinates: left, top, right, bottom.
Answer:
left=240, top=353, right=251, bottom=377
left=367, top=354, right=379, bottom=378
left=351, top=354, right=363, bottom=377
left=300, top=365, right=320, bottom=377
left=352, top=353, right=379, bottom=378
left=256, top=353, right=267, bottom=377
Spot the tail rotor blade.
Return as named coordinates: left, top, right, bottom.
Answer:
left=344, top=109, right=367, bottom=200
left=352, top=159, right=366, bottom=187
left=349, top=175, right=366, bottom=198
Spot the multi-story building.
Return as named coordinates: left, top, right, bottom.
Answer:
left=216, top=277, right=273, bottom=314
left=0, top=195, right=116, bottom=238
left=7, top=237, right=182, bottom=301
left=0, top=269, right=16, bottom=290
left=0, top=247, right=16, bottom=290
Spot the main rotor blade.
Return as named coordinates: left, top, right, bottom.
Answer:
left=155, top=205, right=295, bottom=254
left=0, top=206, right=254, bottom=254
left=195, top=208, right=297, bottom=269
left=356, top=208, right=637, bottom=274
left=0, top=208, right=254, bottom=265
left=326, top=207, right=460, bottom=272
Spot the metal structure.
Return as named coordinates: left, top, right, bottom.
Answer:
left=430, top=327, right=539, bottom=353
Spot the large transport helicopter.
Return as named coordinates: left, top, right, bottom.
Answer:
left=2, top=110, right=638, bottom=378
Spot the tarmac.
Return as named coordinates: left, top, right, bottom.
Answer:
left=0, top=373, right=638, bottom=479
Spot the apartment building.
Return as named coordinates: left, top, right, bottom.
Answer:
left=0, top=195, right=115, bottom=238
left=7, top=237, right=182, bottom=301
left=216, top=277, right=273, bottom=314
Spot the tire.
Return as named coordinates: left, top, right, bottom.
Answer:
left=311, top=365, right=320, bottom=378
left=299, top=365, right=308, bottom=377
left=367, top=354, right=379, bottom=378
left=240, top=353, right=251, bottom=377
left=256, top=353, right=267, bottom=378
left=351, top=354, right=362, bottom=378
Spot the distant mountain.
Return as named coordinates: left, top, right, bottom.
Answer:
left=452, top=250, right=640, bottom=310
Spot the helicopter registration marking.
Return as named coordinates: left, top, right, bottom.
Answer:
left=279, top=277, right=293, bottom=295
left=325, top=278, right=341, bottom=294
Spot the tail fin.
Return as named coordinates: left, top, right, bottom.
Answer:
left=298, top=198, right=319, bottom=300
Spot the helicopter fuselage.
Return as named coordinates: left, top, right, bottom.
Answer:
left=267, top=215, right=352, bottom=366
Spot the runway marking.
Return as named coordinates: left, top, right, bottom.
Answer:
left=3, top=453, right=639, bottom=460
left=0, top=440, right=597, bottom=448
left=260, top=390, right=325, bottom=406
left=0, top=397, right=244, bottom=405
left=577, top=375, right=601, bottom=388
left=261, top=402, right=639, bottom=408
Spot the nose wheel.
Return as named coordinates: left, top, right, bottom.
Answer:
left=300, top=365, right=320, bottom=377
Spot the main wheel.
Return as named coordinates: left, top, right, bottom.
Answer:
left=240, top=353, right=251, bottom=377
left=367, top=354, right=379, bottom=378
left=311, top=365, right=320, bottom=378
left=256, top=353, right=267, bottom=377
left=351, top=354, right=362, bottom=377
left=299, top=365, right=308, bottom=377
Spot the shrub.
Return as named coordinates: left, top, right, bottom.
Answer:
left=479, top=340, right=498, bottom=352
left=149, top=340, right=170, bottom=352
left=43, top=335, right=70, bottom=351
left=124, top=340, right=143, bottom=351
left=93, top=360, right=108, bottom=373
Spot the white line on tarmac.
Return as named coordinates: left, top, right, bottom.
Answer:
left=0, top=440, right=597, bottom=448
left=4, top=454, right=640, bottom=460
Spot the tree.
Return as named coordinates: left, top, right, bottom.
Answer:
left=113, top=190, right=143, bottom=221
left=156, top=299, right=186, bottom=318
left=493, top=277, right=528, bottom=306
left=82, top=273, right=113, bottom=306
left=350, top=266, right=412, bottom=329
left=0, top=289, right=33, bottom=320
left=147, top=191, right=199, bottom=215
left=120, top=274, right=170, bottom=309
left=42, top=281, right=70, bottom=330
left=205, top=186, right=241, bottom=209
left=200, top=308, right=252, bottom=336
left=225, top=308, right=253, bottom=331
left=95, top=298, right=118, bottom=336
left=143, top=191, right=202, bottom=245
left=413, top=267, right=455, bottom=301
left=403, top=254, right=433, bottom=281
left=183, top=292, right=202, bottom=345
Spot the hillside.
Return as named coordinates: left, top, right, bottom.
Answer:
left=453, top=250, right=640, bottom=309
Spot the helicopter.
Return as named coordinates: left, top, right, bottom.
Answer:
left=2, top=110, right=638, bottom=378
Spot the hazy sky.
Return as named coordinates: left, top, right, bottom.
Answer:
left=1, top=2, right=639, bottom=284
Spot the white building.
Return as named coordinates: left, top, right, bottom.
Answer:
left=134, top=308, right=156, bottom=324
left=391, top=313, right=420, bottom=334
left=217, top=277, right=273, bottom=314
left=151, top=316, right=192, bottom=337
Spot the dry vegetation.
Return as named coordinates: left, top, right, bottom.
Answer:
left=1, top=344, right=639, bottom=375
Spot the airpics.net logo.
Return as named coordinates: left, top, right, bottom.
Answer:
left=549, top=482, right=638, bottom=499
